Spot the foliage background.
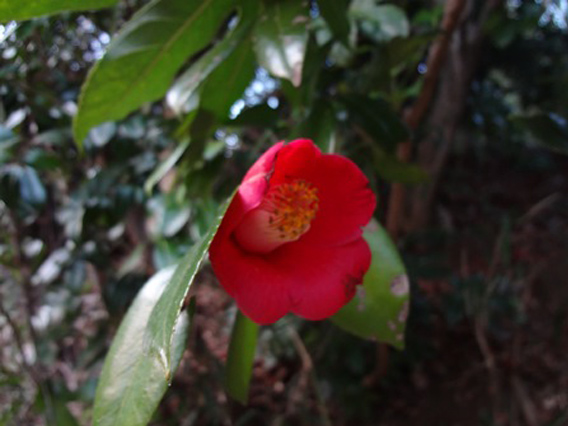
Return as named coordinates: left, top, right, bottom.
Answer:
left=1, top=0, right=568, bottom=425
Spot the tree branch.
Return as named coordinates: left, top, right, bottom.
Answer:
left=386, top=0, right=467, bottom=239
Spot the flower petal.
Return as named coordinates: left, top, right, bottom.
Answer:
left=274, top=237, right=371, bottom=320
left=209, top=232, right=371, bottom=324
left=239, top=141, right=283, bottom=213
left=209, top=235, right=292, bottom=324
left=214, top=142, right=284, bottom=246
left=270, top=140, right=376, bottom=246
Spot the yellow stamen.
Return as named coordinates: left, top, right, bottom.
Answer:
left=234, top=179, right=320, bottom=253
left=262, top=180, right=319, bottom=240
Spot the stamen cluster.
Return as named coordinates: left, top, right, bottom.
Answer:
left=263, top=180, right=319, bottom=239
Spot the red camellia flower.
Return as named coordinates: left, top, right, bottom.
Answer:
left=209, top=139, right=376, bottom=324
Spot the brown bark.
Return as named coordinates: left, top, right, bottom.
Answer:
left=408, top=0, right=502, bottom=231
left=386, top=0, right=467, bottom=239
left=386, top=0, right=503, bottom=238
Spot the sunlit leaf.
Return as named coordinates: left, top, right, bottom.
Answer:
left=224, top=310, right=259, bottom=404
left=144, top=191, right=234, bottom=368
left=350, top=1, right=409, bottom=42
left=73, top=0, right=236, bottom=146
left=0, top=0, right=117, bottom=23
left=166, top=0, right=258, bottom=116
left=253, top=0, right=309, bottom=87
left=332, top=220, right=410, bottom=350
left=93, top=267, right=190, bottom=426
left=93, top=193, right=234, bottom=426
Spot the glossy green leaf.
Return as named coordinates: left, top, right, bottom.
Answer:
left=200, top=37, right=256, bottom=119
left=144, top=192, right=234, bottom=363
left=166, top=0, right=258, bottom=116
left=73, top=0, right=235, bottom=146
left=253, top=0, right=309, bottom=87
left=93, top=193, right=234, bottom=426
left=317, top=0, right=351, bottom=46
left=332, top=220, right=410, bottom=350
left=0, top=0, right=117, bottom=22
left=511, top=112, right=568, bottom=155
left=93, top=267, right=190, bottom=426
left=224, top=310, right=259, bottom=404
left=340, top=94, right=409, bottom=152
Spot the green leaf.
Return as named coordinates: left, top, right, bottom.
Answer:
left=350, top=1, right=409, bottom=42
left=227, top=103, right=280, bottom=127
left=144, top=138, right=191, bottom=194
left=0, top=0, right=117, bottom=22
left=166, top=0, right=259, bottom=116
left=294, top=100, right=336, bottom=153
left=147, top=193, right=191, bottom=238
left=317, top=0, right=351, bottom=46
left=93, top=267, right=190, bottom=426
left=24, top=149, right=63, bottom=170
left=93, top=193, right=234, bottom=426
left=386, top=34, right=435, bottom=72
left=253, top=0, right=309, bottom=87
left=52, top=398, right=81, bottom=426
left=224, top=310, right=259, bottom=404
left=20, top=165, right=46, bottom=205
left=73, top=0, right=236, bottom=146
left=340, top=94, right=409, bottom=152
left=200, top=37, right=256, bottom=119
left=144, top=191, right=234, bottom=370
left=510, top=112, right=568, bottom=155
left=331, top=220, right=410, bottom=350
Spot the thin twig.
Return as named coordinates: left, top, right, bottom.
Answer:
left=287, top=327, right=332, bottom=426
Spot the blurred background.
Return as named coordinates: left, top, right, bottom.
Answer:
left=1, top=0, right=567, bottom=425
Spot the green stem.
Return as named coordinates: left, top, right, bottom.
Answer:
left=224, top=310, right=259, bottom=404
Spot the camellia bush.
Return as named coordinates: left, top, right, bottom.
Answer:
left=1, top=0, right=567, bottom=425
left=1, top=0, right=413, bottom=424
